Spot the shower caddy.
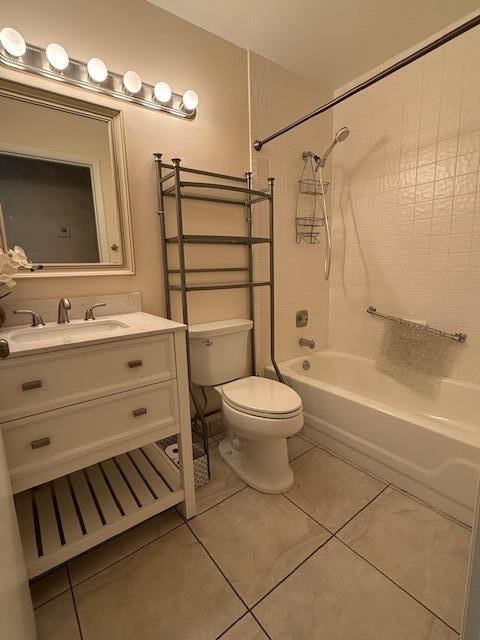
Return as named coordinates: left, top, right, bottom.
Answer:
left=154, top=155, right=284, bottom=477
left=296, top=154, right=329, bottom=244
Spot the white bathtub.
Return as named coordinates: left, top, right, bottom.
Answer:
left=269, top=349, right=480, bottom=525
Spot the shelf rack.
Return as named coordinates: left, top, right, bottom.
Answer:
left=154, top=156, right=284, bottom=474
left=15, top=443, right=183, bottom=579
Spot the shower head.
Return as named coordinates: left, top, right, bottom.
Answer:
left=335, top=126, right=350, bottom=143
left=315, top=126, right=350, bottom=170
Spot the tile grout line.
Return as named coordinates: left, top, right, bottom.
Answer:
left=214, top=612, right=250, bottom=640
left=287, top=435, right=315, bottom=458
left=193, top=485, right=249, bottom=519
left=30, top=574, right=71, bottom=611
left=33, top=484, right=249, bottom=611
left=250, top=533, right=336, bottom=612
left=66, top=564, right=84, bottom=640
left=33, top=435, right=464, bottom=639
left=249, top=487, right=394, bottom=614
left=184, top=518, right=250, bottom=610
left=185, top=515, right=311, bottom=640
left=281, top=478, right=389, bottom=537
left=290, top=436, right=387, bottom=489
left=389, top=483, right=473, bottom=531
left=300, top=428, right=382, bottom=477
left=184, top=516, right=276, bottom=638
left=33, top=511, right=186, bottom=596
left=189, top=442, right=393, bottom=632
left=250, top=609, right=273, bottom=640
left=302, top=430, right=472, bottom=530
left=335, top=537, right=460, bottom=635
left=214, top=611, right=273, bottom=640
left=66, top=519, right=185, bottom=589
left=288, top=450, right=313, bottom=463
left=281, top=492, right=335, bottom=535
left=296, top=433, right=318, bottom=447
left=333, top=484, right=391, bottom=537
left=309, top=438, right=390, bottom=485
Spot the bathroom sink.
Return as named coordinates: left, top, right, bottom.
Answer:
left=0, top=311, right=185, bottom=358
left=9, top=319, right=130, bottom=345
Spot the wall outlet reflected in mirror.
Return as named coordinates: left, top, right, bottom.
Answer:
left=57, top=225, right=71, bottom=239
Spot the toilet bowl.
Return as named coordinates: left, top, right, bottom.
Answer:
left=217, top=376, right=303, bottom=493
left=188, top=319, right=304, bottom=493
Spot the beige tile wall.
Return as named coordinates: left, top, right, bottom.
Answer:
left=249, top=53, right=332, bottom=366
left=329, top=26, right=480, bottom=383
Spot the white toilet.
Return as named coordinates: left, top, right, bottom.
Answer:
left=189, top=319, right=303, bottom=493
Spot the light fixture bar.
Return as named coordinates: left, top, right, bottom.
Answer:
left=0, top=39, right=197, bottom=119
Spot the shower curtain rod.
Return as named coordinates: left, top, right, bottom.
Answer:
left=253, top=14, right=480, bottom=151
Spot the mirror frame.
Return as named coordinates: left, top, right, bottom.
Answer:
left=0, top=78, right=135, bottom=277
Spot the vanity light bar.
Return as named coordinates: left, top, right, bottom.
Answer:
left=0, top=27, right=198, bottom=119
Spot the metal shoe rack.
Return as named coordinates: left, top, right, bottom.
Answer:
left=154, top=155, right=284, bottom=477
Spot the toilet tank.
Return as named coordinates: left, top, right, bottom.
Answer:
left=188, top=319, right=253, bottom=386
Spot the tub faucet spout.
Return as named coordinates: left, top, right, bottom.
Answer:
left=299, top=337, right=315, bottom=349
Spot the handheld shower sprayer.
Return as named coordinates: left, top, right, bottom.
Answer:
left=303, top=127, right=350, bottom=172
left=301, top=126, right=350, bottom=280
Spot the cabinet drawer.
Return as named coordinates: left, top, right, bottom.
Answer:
left=0, top=334, right=176, bottom=423
left=3, top=381, right=179, bottom=492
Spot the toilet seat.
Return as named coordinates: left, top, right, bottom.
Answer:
left=221, top=376, right=302, bottom=419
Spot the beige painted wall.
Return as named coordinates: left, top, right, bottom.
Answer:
left=1, top=0, right=249, bottom=317
left=330, top=24, right=480, bottom=384
left=249, top=52, right=332, bottom=365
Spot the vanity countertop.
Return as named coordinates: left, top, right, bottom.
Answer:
left=0, top=312, right=186, bottom=359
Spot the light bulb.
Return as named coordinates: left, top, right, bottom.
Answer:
left=123, top=70, right=142, bottom=94
left=153, top=81, right=172, bottom=104
left=0, top=27, right=26, bottom=57
left=182, top=89, right=198, bottom=111
left=45, top=42, right=69, bottom=71
left=87, top=57, right=108, bottom=83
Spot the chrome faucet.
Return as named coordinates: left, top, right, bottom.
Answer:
left=299, top=337, right=315, bottom=349
left=57, top=298, right=71, bottom=324
left=84, top=302, right=106, bottom=321
left=13, top=309, right=45, bottom=327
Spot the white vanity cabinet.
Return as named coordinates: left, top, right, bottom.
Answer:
left=0, top=314, right=196, bottom=579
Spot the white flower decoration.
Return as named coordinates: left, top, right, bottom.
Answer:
left=0, top=245, right=34, bottom=289
left=8, top=246, right=32, bottom=269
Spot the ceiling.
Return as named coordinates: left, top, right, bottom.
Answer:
left=147, top=0, right=480, bottom=90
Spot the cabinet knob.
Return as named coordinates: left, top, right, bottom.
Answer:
left=132, top=407, right=147, bottom=418
left=31, top=437, right=51, bottom=449
left=22, top=380, right=43, bottom=391
left=128, top=360, right=143, bottom=368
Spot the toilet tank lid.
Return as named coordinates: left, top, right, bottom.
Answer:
left=188, top=318, right=253, bottom=338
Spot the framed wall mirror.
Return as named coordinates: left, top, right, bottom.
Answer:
left=0, top=78, right=134, bottom=276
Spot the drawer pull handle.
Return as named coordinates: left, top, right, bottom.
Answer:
left=128, top=360, right=143, bottom=368
left=31, top=437, right=51, bottom=449
left=133, top=407, right=147, bottom=418
left=22, top=380, right=42, bottom=391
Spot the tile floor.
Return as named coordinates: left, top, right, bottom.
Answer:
left=31, top=432, right=470, bottom=639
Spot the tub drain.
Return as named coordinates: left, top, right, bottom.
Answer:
left=302, top=360, right=311, bottom=370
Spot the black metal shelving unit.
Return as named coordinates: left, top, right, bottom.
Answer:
left=154, top=155, right=284, bottom=476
